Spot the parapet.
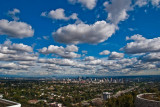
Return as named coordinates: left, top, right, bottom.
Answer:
left=135, top=93, right=160, bottom=107
left=0, top=98, right=21, bottom=107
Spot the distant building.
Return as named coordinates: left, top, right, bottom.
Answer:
left=113, top=79, right=117, bottom=83
left=110, top=78, right=112, bottom=83
left=0, top=98, right=21, bottom=107
left=102, top=92, right=111, bottom=100
left=135, top=93, right=160, bottom=107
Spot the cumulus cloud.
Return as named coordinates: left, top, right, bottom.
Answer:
left=0, top=52, right=38, bottom=61
left=103, top=0, right=132, bottom=25
left=0, top=63, right=17, bottom=70
left=0, top=40, right=33, bottom=55
left=0, top=46, right=17, bottom=54
left=135, top=0, right=160, bottom=7
left=42, top=64, right=62, bottom=70
left=0, top=62, right=30, bottom=70
left=0, top=40, right=33, bottom=53
left=140, top=52, right=160, bottom=62
left=121, top=35, right=160, bottom=54
left=68, top=0, right=97, bottom=10
left=54, top=59, right=75, bottom=66
left=41, top=8, right=78, bottom=21
left=84, top=56, right=95, bottom=61
left=135, top=0, right=148, bottom=7
left=8, top=8, right=20, bottom=21
left=99, top=50, right=110, bottom=55
left=117, top=58, right=137, bottom=66
left=0, top=39, right=38, bottom=74
left=38, top=58, right=76, bottom=66
left=87, top=59, right=102, bottom=65
left=103, top=0, right=160, bottom=25
left=151, top=0, right=160, bottom=6
left=52, top=21, right=117, bottom=44
left=126, top=60, right=156, bottom=71
left=108, top=51, right=124, bottom=60
left=0, top=19, right=34, bottom=38
left=72, top=64, right=94, bottom=70
left=0, top=40, right=37, bottom=61
left=126, top=34, right=146, bottom=41
left=65, top=45, right=78, bottom=52
left=39, top=45, right=80, bottom=59
left=100, top=57, right=157, bottom=73
left=3, top=40, right=33, bottom=52
left=38, top=58, right=95, bottom=72
left=18, top=61, right=36, bottom=66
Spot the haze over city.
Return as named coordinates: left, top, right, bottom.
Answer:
left=0, top=0, right=160, bottom=77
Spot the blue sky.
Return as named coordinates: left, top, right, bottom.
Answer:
left=0, top=0, right=160, bottom=76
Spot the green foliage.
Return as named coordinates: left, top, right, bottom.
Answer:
left=105, top=93, right=134, bottom=107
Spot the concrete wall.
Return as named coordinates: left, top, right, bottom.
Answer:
left=135, top=93, right=160, bottom=107
left=0, top=98, right=21, bottom=107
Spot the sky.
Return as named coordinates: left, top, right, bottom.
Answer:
left=0, top=0, right=160, bottom=77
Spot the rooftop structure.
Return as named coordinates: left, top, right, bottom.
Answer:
left=135, top=93, right=160, bottom=107
left=102, top=92, right=111, bottom=100
left=0, top=98, right=21, bottom=107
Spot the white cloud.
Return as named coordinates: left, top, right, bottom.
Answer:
left=0, top=63, right=17, bottom=69
left=8, top=8, right=20, bottom=21
left=103, top=0, right=160, bottom=25
left=140, top=52, right=160, bottom=62
left=0, top=40, right=37, bottom=61
left=39, top=45, right=80, bottom=59
left=72, top=63, right=94, bottom=70
left=135, top=0, right=160, bottom=7
left=84, top=56, right=95, bottom=61
left=135, top=0, right=148, bottom=7
left=108, top=51, right=124, bottom=60
left=151, top=0, right=160, bottom=6
left=52, top=21, right=117, bottom=44
left=0, top=52, right=38, bottom=61
left=126, top=34, right=146, bottom=41
left=87, top=59, right=102, bottom=65
left=121, top=35, right=160, bottom=54
left=126, top=60, right=156, bottom=71
left=0, top=19, right=34, bottom=38
left=103, top=0, right=132, bottom=24
left=41, top=8, right=78, bottom=21
left=99, top=50, right=110, bottom=55
left=18, top=61, right=36, bottom=66
left=42, top=64, right=62, bottom=70
left=0, top=46, right=17, bottom=54
left=65, top=45, right=78, bottom=52
left=2, top=40, right=33, bottom=52
left=68, top=0, right=97, bottom=10
left=117, top=58, right=137, bottom=66
left=38, top=58, right=76, bottom=66
left=0, top=62, right=30, bottom=70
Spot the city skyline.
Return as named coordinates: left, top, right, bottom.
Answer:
left=0, top=0, right=160, bottom=76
